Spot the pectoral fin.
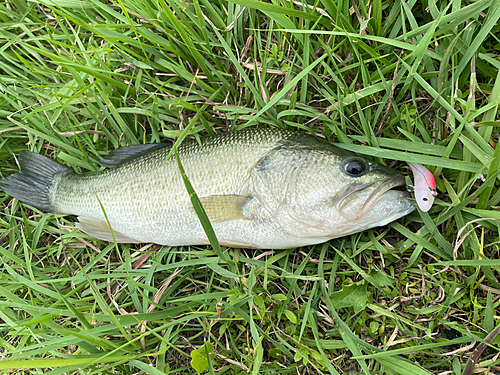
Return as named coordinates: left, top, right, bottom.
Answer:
left=76, top=217, right=141, bottom=243
left=198, top=195, right=251, bottom=224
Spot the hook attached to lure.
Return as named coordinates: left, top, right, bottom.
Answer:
left=407, top=162, right=437, bottom=212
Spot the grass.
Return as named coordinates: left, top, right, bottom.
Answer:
left=0, top=0, right=500, bottom=373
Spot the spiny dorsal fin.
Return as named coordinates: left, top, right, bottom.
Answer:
left=76, top=217, right=141, bottom=243
left=99, top=143, right=168, bottom=168
left=199, top=195, right=251, bottom=224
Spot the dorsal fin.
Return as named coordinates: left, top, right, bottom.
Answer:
left=99, top=143, right=169, bottom=168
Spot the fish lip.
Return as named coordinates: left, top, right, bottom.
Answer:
left=335, top=180, right=378, bottom=213
left=337, top=175, right=408, bottom=221
left=357, top=174, right=407, bottom=219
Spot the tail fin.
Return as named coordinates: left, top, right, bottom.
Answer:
left=0, top=151, right=71, bottom=213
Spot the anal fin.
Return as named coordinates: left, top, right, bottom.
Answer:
left=199, top=195, right=252, bottom=224
left=76, top=217, right=141, bottom=243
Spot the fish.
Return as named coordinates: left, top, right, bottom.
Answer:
left=407, top=162, right=437, bottom=212
left=0, top=129, right=415, bottom=249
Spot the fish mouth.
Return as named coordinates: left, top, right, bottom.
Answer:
left=337, top=175, right=411, bottom=221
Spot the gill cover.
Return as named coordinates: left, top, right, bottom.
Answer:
left=250, top=141, right=332, bottom=237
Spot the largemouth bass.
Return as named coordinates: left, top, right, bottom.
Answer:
left=0, top=129, right=414, bottom=249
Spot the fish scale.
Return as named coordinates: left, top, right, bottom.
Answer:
left=0, top=129, right=415, bottom=249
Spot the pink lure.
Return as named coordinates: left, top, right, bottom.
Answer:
left=407, top=162, right=437, bottom=212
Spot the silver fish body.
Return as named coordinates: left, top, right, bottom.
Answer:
left=0, top=129, right=415, bottom=248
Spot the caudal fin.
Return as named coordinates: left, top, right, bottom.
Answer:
left=0, top=151, right=71, bottom=213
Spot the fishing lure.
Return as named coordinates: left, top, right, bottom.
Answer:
left=407, top=162, right=437, bottom=212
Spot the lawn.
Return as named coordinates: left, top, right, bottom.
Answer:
left=0, top=0, right=500, bottom=374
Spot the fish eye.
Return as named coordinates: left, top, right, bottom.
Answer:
left=343, top=158, right=367, bottom=177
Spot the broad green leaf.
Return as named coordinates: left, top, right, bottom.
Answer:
left=190, top=343, right=215, bottom=375
left=329, top=281, right=368, bottom=314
